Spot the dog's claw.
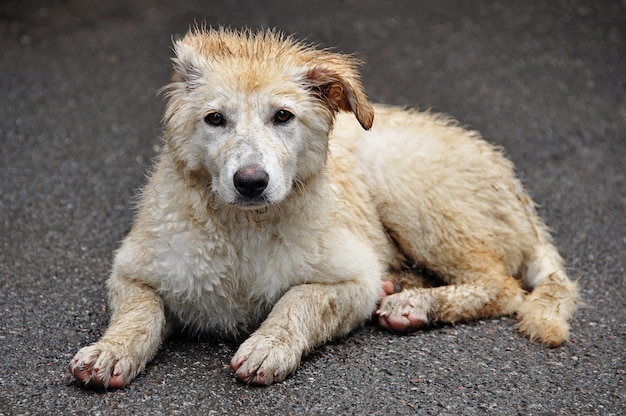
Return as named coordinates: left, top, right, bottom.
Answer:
left=230, top=354, right=246, bottom=371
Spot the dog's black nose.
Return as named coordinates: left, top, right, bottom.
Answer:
left=233, top=165, right=269, bottom=198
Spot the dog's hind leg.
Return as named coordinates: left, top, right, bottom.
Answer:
left=69, top=274, right=167, bottom=389
left=515, top=242, right=578, bottom=346
left=376, top=213, right=577, bottom=345
left=377, top=248, right=525, bottom=333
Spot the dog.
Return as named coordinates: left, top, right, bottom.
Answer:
left=69, top=27, right=578, bottom=388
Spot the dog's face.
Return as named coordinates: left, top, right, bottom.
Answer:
left=162, top=28, right=373, bottom=209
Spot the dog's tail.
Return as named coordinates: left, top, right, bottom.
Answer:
left=516, top=237, right=579, bottom=346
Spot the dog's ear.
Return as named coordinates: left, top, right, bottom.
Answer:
left=305, top=60, right=374, bottom=130
left=170, top=40, right=204, bottom=87
left=161, top=40, right=205, bottom=124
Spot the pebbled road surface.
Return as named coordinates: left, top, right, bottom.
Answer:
left=1, top=1, right=624, bottom=415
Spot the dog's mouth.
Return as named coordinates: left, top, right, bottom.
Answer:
left=229, top=195, right=274, bottom=211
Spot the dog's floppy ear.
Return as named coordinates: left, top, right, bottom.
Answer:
left=305, top=59, right=374, bottom=130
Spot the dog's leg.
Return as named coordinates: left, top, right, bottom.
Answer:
left=515, top=243, right=578, bottom=346
left=69, top=275, right=166, bottom=389
left=377, top=251, right=525, bottom=334
left=231, top=280, right=377, bottom=385
left=377, top=238, right=576, bottom=345
left=378, top=272, right=525, bottom=333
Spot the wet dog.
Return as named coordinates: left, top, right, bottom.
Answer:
left=69, top=28, right=578, bottom=388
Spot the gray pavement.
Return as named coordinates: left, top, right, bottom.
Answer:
left=1, top=1, right=624, bottom=415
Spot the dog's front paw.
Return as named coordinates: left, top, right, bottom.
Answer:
left=231, top=335, right=301, bottom=385
left=376, top=290, right=434, bottom=334
left=69, top=343, right=141, bottom=389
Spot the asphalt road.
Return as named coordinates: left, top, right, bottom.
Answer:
left=1, top=1, right=624, bottom=415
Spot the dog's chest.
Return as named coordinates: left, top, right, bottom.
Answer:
left=153, top=212, right=320, bottom=335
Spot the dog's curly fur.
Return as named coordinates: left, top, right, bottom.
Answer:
left=69, top=28, right=578, bottom=388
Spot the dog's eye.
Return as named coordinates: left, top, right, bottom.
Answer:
left=273, top=109, right=293, bottom=124
left=205, top=112, right=225, bottom=126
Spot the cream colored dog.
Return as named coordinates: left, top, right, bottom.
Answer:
left=69, top=28, right=578, bottom=388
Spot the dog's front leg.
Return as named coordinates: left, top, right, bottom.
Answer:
left=69, top=274, right=166, bottom=389
left=231, top=281, right=376, bottom=385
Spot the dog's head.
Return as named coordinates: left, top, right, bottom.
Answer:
left=161, top=27, right=373, bottom=209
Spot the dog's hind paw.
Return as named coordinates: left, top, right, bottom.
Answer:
left=231, top=335, right=301, bottom=385
left=69, top=343, right=140, bottom=389
left=376, top=290, right=433, bottom=334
